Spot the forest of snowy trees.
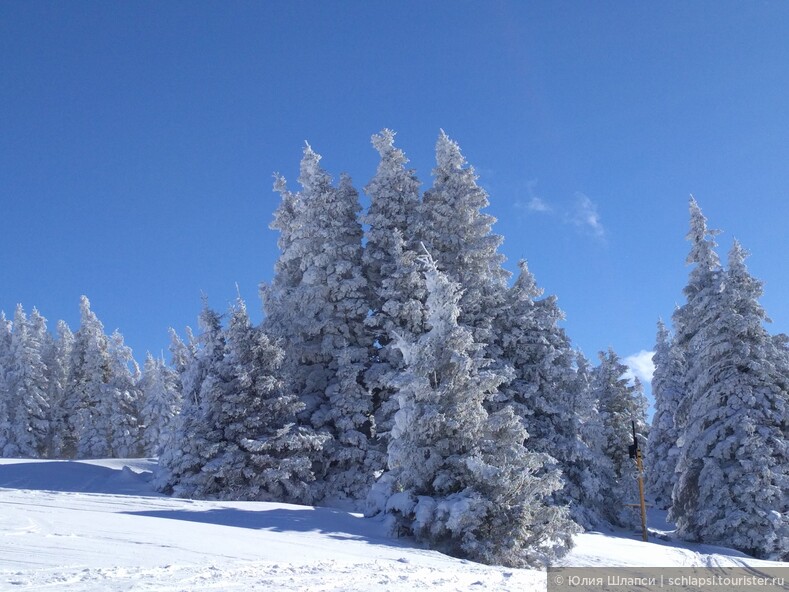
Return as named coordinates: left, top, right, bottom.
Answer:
left=0, top=296, right=180, bottom=460
left=1, top=131, right=787, bottom=565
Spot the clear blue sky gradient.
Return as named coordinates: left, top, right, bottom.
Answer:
left=3, top=2, right=789, bottom=405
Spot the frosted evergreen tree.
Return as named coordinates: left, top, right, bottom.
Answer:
left=418, top=130, right=509, bottom=345
left=365, top=230, right=426, bottom=438
left=263, top=145, right=379, bottom=503
left=362, top=130, right=425, bottom=442
left=495, top=260, right=606, bottom=528
left=64, top=296, right=114, bottom=458
left=570, top=351, right=610, bottom=528
left=156, top=304, right=225, bottom=496
left=369, top=254, right=576, bottom=567
left=646, top=320, right=685, bottom=509
left=666, top=198, right=723, bottom=513
left=362, top=129, right=422, bottom=333
left=0, top=312, right=13, bottom=455
left=167, top=325, right=195, bottom=403
left=139, top=352, right=182, bottom=457
left=229, top=299, right=328, bottom=503
left=314, top=171, right=381, bottom=502
left=591, top=348, right=648, bottom=526
left=194, top=299, right=327, bottom=502
left=260, top=173, right=306, bottom=344
left=671, top=196, right=723, bottom=434
left=150, top=328, right=192, bottom=461
left=100, top=330, right=143, bottom=457
left=362, top=128, right=421, bottom=299
left=262, top=153, right=335, bottom=416
left=493, top=260, right=546, bottom=419
left=184, top=300, right=262, bottom=499
left=670, top=241, right=789, bottom=560
left=9, top=306, right=51, bottom=458
left=45, top=321, right=73, bottom=458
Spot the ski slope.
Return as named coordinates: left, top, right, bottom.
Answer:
left=0, top=459, right=784, bottom=591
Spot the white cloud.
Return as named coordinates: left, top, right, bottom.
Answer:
left=623, top=350, right=655, bottom=385
left=514, top=180, right=553, bottom=214
left=514, top=187, right=606, bottom=241
left=571, top=192, right=605, bottom=238
left=527, top=196, right=551, bottom=212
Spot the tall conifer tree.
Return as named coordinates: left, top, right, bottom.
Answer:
left=646, top=320, right=685, bottom=509
left=370, top=254, right=575, bottom=567
left=363, top=130, right=426, bottom=441
left=263, top=145, right=379, bottom=503
left=139, top=352, right=182, bottom=457
left=45, top=320, right=74, bottom=458
left=156, top=304, right=225, bottom=496
left=496, top=260, right=606, bottom=528
left=63, top=296, right=114, bottom=458
left=671, top=241, right=789, bottom=560
left=418, top=131, right=509, bottom=346
left=9, top=306, right=51, bottom=457
left=211, top=299, right=327, bottom=503
left=102, top=330, right=143, bottom=457
left=590, top=348, right=648, bottom=526
left=0, top=312, right=12, bottom=456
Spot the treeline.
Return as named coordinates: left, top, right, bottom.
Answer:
left=2, top=130, right=786, bottom=565
left=0, top=296, right=179, bottom=460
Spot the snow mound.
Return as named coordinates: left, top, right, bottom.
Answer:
left=0, top=458, right=156, bottom=496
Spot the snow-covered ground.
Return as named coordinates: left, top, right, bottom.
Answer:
left=0, top=459, right=784, bottom=591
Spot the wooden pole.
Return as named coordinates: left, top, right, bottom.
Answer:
left=636, top=449, right=648, bottom=542
left=628, top=420, right=648, bottom=542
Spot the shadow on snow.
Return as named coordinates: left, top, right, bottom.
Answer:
left=123, top=506, right=410, bottom=549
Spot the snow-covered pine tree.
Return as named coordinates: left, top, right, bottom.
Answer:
left=184, top=300, right=263, bottom=499
left=101, top=330, right=143, bottom=457
left=671, top=197, right=723, bottom=435
left=666, top=197, right=725, bottom=521
left=139, top=352, right=182, bottom=457
left=230, top=298, right=329, bottom=503
left=261, top=162, right=322, bottom=410
left=670, top=240, right=789, bottom=560
left=198, top=298, right=327, bottom=502
left=365, top=229, right=426, bottom=439
left=362, top=129, right=421, bottom=304
left=646, top=320, right=685, bottom=509
left=65, top=296, right=114, bottom=459
left=168, top=326, right=195, bottom=384
left=590, top=348, right=648, bottom=527
left=362, top=130, right=426, bottom=444
left=260, top=173, right=306, bottom=345
left=45, top=320, right=74, bottom=458
left=495, top=260, right=607, bottom=529
left=418, top=130, right=509, bottom=346
left=149, top=329, right=191, bottom=475
left=570, top=350, right=610, bottom=528
left=156, top=304, right=225, bottom=496
left=263, top=145, right=379, bottom=504
left=370, top=254, right=576, bottom=567
left=9, top=306, right=51, bottom=458
left=0, top=312, right=14, bottom=455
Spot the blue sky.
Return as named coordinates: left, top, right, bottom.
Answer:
left=3, top=2, right=789, bottom=405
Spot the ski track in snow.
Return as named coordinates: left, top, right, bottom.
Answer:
left=0, top=459, right=785, bottom=591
